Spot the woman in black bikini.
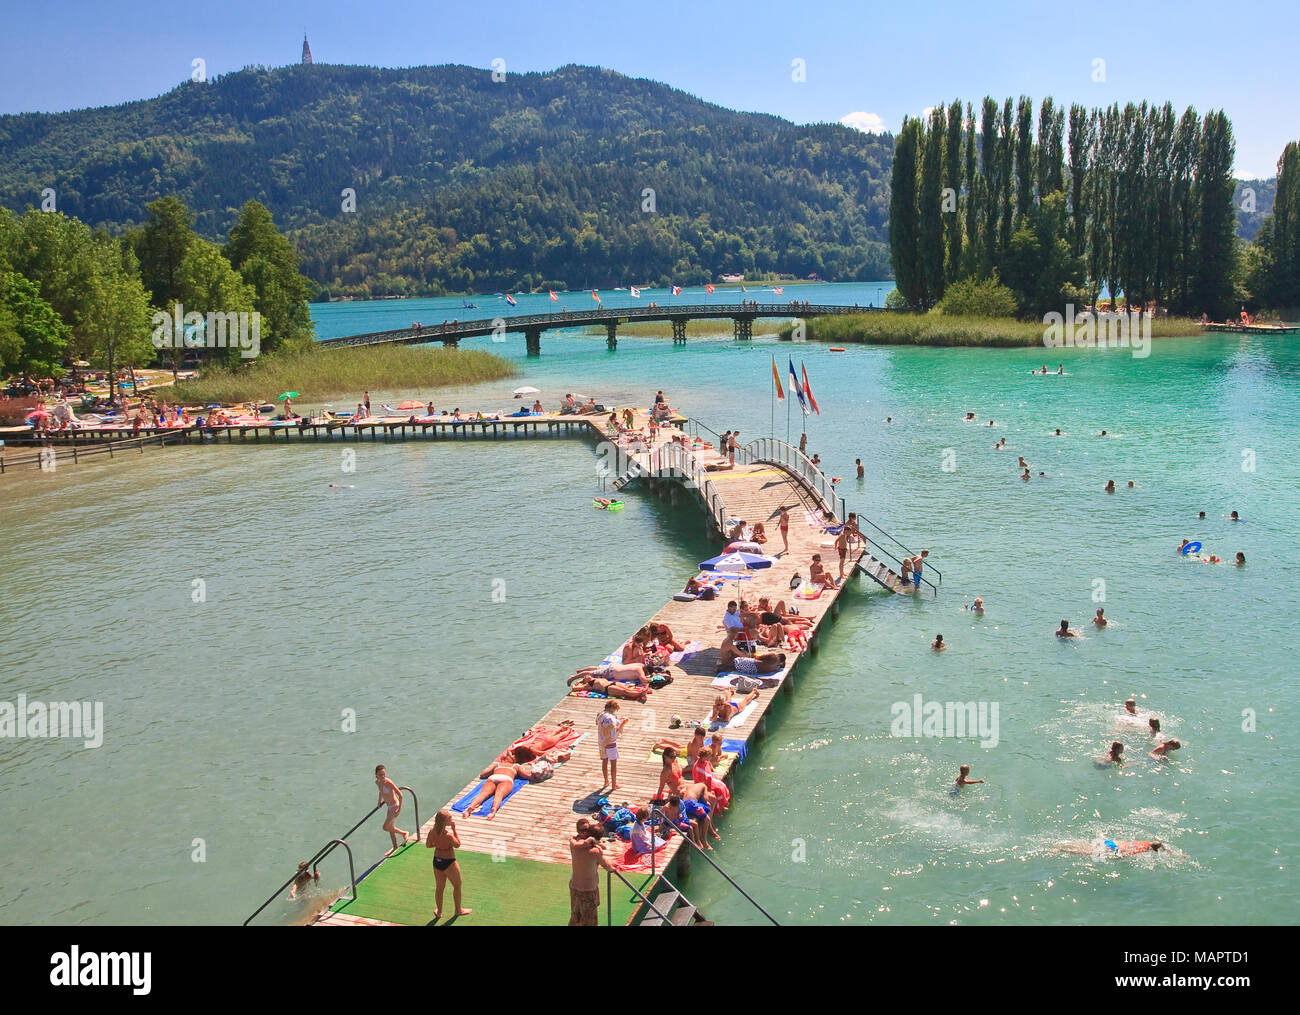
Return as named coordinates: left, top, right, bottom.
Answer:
left=427, top=809, right=472, bottom=919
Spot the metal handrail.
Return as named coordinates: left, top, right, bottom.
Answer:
left=243, top=838, right=359, bottom=926
left=649, top=804, right=780, bottom=926
left=605, top=868, right=680, bottom=927
left=242, top=785, right=419, bottom=926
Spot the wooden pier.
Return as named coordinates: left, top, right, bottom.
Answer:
left=306, top=416, right=901, bottom=927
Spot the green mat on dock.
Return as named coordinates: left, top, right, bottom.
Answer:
left=329, top=845, right=646, bottom=926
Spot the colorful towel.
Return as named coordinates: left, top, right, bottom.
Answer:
left=709, top=700, right=760, bottom=731
left=451, top=778, right=527, bottom=817
left=506, top=725, right=585, bottom=758
left=613, top=841, right=668, bottom=873
left=668, top=641, right=703, bottom=664
left=721, top=738, right=749, bottom=764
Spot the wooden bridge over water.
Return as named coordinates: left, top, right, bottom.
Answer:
left=318, top=302, right=889, bottom=354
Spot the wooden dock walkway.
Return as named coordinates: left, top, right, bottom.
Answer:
left=311, top=414, right=878, bottom=926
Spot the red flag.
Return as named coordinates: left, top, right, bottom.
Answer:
left=801, top=363, right=820, bottom=415
left=706, top=284, right=715, bottom=294
left=671, top=285, right=681, bottom=296
left=548, top=290, right=558, bottom=302
left=772, top=357, right=785, bottom=400
left=592, top=290, right=601, bottom=303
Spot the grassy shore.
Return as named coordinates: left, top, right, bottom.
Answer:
left=779, top=312, right=1205, bottom=347
left=172, top=344, right=516, bottom=404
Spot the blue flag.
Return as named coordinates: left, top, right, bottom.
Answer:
left=789, top=358, right=809, bottom=416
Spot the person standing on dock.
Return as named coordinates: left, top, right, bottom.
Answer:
left=597, top=701, right=629, bottom=791
left=778, top=507, right=791, bottom=555
left=375, top=765, right=413, bottom=852
left=569, top=819, right=615, bottom=926
left=363, top=391, right=371, bottom=416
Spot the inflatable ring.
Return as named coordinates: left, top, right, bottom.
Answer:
left=1181, top=541, right=1202, bottom=555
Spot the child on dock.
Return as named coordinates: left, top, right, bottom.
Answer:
left=597, top=702, right=629, bottom=791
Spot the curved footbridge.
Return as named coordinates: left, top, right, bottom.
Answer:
left=311, top=415, right=935, bottom=927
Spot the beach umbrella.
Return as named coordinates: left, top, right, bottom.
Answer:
left=698, top=550, right=774, bottom=596
left=513, top=386, right=540, bottom=397
left=276, top=391, right=300, bottom=401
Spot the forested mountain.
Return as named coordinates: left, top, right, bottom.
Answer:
left=0, top=64, right=893, bottom=296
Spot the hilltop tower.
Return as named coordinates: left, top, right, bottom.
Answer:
left=302, top=34, right=313, bottom=65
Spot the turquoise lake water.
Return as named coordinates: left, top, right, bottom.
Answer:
left=0, top=285, right=1295, bottom=925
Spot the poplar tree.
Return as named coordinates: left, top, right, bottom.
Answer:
left=919, top=107, right=947, bottom=305
left=889, top=117, right=925, bottom=308
left=1192, top=110, right=1238, bottom=319
left=944, top=100, right=964, bottom=282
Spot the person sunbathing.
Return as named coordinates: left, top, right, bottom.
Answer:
left=462, top=755, right=534, bottom=818
left=761, top=598, right=812, bottom=627
left=711, top=689, right=759, bottom=724
left=751, top=522, right=768, bottom=544
left=567, top=674, right=648, bottom=701
left=809, top=554, right=838, bottom=590
left=572, top=661, right=652, bottom=686
left=621, top=630, right=650, bottom=665
left=650, top=622, right=684, bottom=653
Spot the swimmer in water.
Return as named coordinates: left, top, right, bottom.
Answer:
left=931, top=633, right=946, bottom=652
left=1100, top=430, right=1108, bottom=436
left=955, top=764, right=983, bottom=787
left=1021, top=468, right=1031, bottom=481
left=1102, top=741, right=1125, bottom=765
left=1057, top=364, right=1063, bottom=374
left=965, top=412, right=976, bottom=421
left=1126, top=480, right=1134, bottom=487
left=1093, top=608, right=1107, bottom=627
left=1104, top=480, right=1116, bottom=493
left=1150, top=739, right=1181, bottom=760
left=1198, top=511, right=1206, bottom=519
left=885, top=416, right=893, bottom=423
left=1018, top=456, right=1028, bottom=469
left=994, top=438, right=1006, bottom=449
left=1058, top=838, right=1165, bottom=856
left=1148, top=717, right=1161, bottom=736
left=1177, top=539, right=1190, bottom=553
left=970, top=597, right=985, bottom=613
left=1230, top=510, right=1241, bottom=521
left=1038, top=472, right=1047, bottom=478
left=1124, top=699, right=1138, bottom=716
left=1053, top=428, right=1063, bottom=436
left=1235, top=552, right=1245, bottom=567
left=1056, top=620, right=1078, bottom=638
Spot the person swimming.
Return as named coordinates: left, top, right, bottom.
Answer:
left=1100, top=430, right=1108, bottom=436
left=954, top=764, right=983, bottom=787
left=1056, top=620, right=1078, bottom=638
left=1105, top=480, right=1116, bottom=493
left=931, top=633, right=945, bottom=651
left=1093, top=608, right=1107, bottom=627
left=1230, top=510, right=1242, bottom=521
left=970, top=597, right=985, bottom=613
left=1021, top=468, right=1031, bottom=481
left=1149, top=739, right=1181, bottom=760
left=1235, top=552, right=1246, bottom=566
left=1101, top=741, right=1124, bottom=765
left=1148, top=717, right=1161, bottom=736
left=1198, top=511, right=1206, bottom=519
left=1124, top=699, right=1138, bottom=716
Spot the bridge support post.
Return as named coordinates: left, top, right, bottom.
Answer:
left=524, top=327, right=542, bottom=356
left=671, top=319, right=687, bottom=345
left=733, top=316, right=753, bottom=341
left=606, top=323, right=617, bottom=350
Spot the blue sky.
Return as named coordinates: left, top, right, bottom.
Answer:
left=2, top=0, right=1295, bottom=177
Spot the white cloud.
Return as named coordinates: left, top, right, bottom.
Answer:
left=841, top=111, right=887, bottom=134
left=920, top=106, right=937, bottom=120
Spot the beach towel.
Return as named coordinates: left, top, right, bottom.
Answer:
left=506, top=725, right=584, bottom=758
left=711, top=672, right=781, bottom=690
left=613, top=841, right=668, bottom=873
left=668, top=641, right=703, bottom=664
left=721, top=738, right=749, bottom=764
left=709, top=700, right=759, bottom=731
left=804, top=509, right=826, bottom=528
left=569, top=689, right=608, bottom=698
left=451, top=778, right=527, bottom=817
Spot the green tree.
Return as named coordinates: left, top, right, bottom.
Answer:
left=0, top=271, right=69, bottom=380
left=889, top=117, right=925, bottom=309
left=919, top=108, right=947, bottom=305
left=1192, top=111, right=1238, bottom=319
left=944, top=100, right=964, bottom=282
left=136, top=196, right=196, bottom=310
left=222, top=200, right=316, bottom=354
left=175, top=239, right=258, bottom=367
left=1014, top=96, right=1035, bottom=226
left=1066, top=104, right=1091, bottom=260
left=1264, top=140, right=1300, bottom=308
left=87, top=240, right=154, bottom=402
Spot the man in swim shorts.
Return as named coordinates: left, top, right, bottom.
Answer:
left=568, top=819, right=614, bottom=926
left=1149, top=739, right=1181, bottom=760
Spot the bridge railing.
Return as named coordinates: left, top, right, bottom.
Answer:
left=744, top=438, right=844, bottom=523
left=318, top=304, right=886, bottom=347
left=650, top=441, right=730, bottom=536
